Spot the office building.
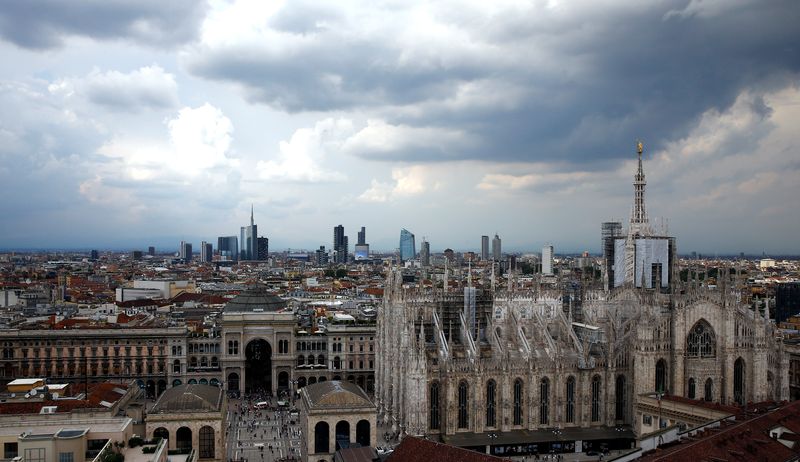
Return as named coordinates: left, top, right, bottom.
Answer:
left=240, top=205, right=258, bottom=260
left=481, top=235, right=489, bottom=261
left=315, top=246, right=329, bottom=266
left=542, top=244, right=553, bottom=275
left=333, top=225, right=348, bottom=264
left=179, top=241, right=192, bottom=263
left=131, top=250, right=143, bottom=261
left=148, top=246, right=155, bottom=256
left=399, top=228, right=416, bottom=262
left=354, top=226, right=369, bottom=260
left=420, top=239, right=431, bottom=267
left=218, top=236, right=238, bottom=262
left=90, top=249, right=99, bottom=261
left=358, top=226, right=366, bottom=245
left=492, top=234, right=501, bottom=261
left=257, top=237, right=269, bottom=261
left=601, top=222, right=623, bottom=289
left=201, top=241, right=212, bottom=263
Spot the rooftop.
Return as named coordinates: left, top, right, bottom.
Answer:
left=304, top=380, right=374, bottom=409
left=151, top=384, right=223, bottom=413
left=224, top=287, right=286, bottom=313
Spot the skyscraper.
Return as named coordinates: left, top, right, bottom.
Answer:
left=420, top=239, right=431, bottom=267
left=148, top=246, right=155, bottom=256
left=354, top=226, right=369, bottom=260
left=180, top=241, right=193, bottom=263
left=90, top=249, right=98, bottom=261
left=357, top=227, right=366, bottom=245
left=601, top=222, right=623, bottom=289
left=333, top=225, right=348, bottom=264
left=201, top=241, right=212, bottom=262
left=542, top=244, right=554, bottom=275
left=481, top=235, right=489, bottom=261
left=399, top=228, right=416, bottom=262
left=217, top=236, right=238, bottom=261
left=257, top=237, right=269, bottom=261
left=240, top=205, right=258, bottom=260
left=315, top=246, right=329, bottom=266
left=492, top=234, right=501, bottom=261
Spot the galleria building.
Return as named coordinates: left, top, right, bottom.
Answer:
left=376, top=145, right=789, bottom=454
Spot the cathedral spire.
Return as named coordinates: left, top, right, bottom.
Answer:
left=630, top=140, right=649, bottom=235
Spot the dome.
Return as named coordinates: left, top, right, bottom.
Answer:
left=151, top=384, right=222, bottom=413
left=224, top=287, right=286, bottom=313
left=304, top=381, right=374, bottom=409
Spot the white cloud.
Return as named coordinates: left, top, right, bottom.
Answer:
left=358, top=165, right=443, bottom=202
left=49, top=65, right=179, bottom=111
left=256, top=118, right=350, bottom=183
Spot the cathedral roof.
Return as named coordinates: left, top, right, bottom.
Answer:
left=388, top=436, right=509, bottom=462
left=303, top=380, right=374, bottom=410
left=151, top=384, right=223, bottom=413
left=224, top=287, right=286, bottom=313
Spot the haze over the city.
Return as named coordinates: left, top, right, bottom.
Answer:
left=0, top=0, right=798, bottom=254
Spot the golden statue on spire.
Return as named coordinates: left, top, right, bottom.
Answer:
left=637, top=140, right=643, bottom=155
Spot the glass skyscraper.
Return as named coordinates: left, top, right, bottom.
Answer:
left=399, top=228, right=416, bottom=262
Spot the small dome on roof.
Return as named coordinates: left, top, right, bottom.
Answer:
left=224, top=286, right=286, bottom=313
left=303, top=381, right=374, bottom=409
left=152, top=384, right=222, bottom=413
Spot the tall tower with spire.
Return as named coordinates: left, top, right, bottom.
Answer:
left=630, top=140, right=650, bottom=236
left=240, top=204, right=258, bottom=260
left=607, top=141, right=676, bottom=290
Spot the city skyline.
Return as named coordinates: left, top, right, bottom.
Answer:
left=0, top=1, right=798, bottom=254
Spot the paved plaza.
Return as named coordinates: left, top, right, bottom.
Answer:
left=225, top=394, right=303, bottom=462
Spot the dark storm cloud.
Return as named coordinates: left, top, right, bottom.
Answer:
left=0, top=0, right=207, bottom=50
left=185, top=0, right=800, bottom=165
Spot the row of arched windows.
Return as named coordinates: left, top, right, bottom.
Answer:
left=297, top=354, right=326, bottom=366
left=431, top=375, right=622, bottom=431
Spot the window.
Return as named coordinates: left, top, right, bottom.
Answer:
left=591, top=375, right=601, bottom=422
left=687, top=321, right=716, bottom=358
left=655, top=359, right=666, bottom=393
left=4, top=442, right=18, bottom=459
left=333, top=357, right=340, bottom=369
left=688, top=378, right=696, bottom=399
left=486, top=380, right=496, bottom=427
left=228, top=340, right=239, bottom=355
left=642, top=414, right=652, bottom=425
left=704, top=378, right=713, bottom=402
left=734, top=358, right=745, bottom=405
left=429, top=382, right=440, bottom=430
left=513, top=379, right=523, bottom=426
left=539, top=378, right=550, bottom=425
left=25, top=448, right=45, bottom=462
left=199, top=426, right=215, bottom=459
left=173, top=359, right=181, bottom=374
left=458, top=381, right=469, bottom=429
left=615, top=375, right=626, bottom=421
left=59, top=453, right=74, bottom=462
left=298, top=356, right=305, bottom=366
left=565, top=376, right=575, bottom=423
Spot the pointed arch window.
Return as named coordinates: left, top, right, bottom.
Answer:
left=539, top=378, right=550, bottom=425
left=591, top=375, right=602, bottom=422
left=615, top=375, right=626, bottom=421
left=688, top=378, right=696, bottom=399
left=704, top=378, right=713, bottom=402
left=458, top=381, right=469, bottom=429
left=687, top=321, right=716, bottom=358
left=429, top=382, right=440, bottom=430
left=486, top=380, right=496, bottom=427
left=513, top=379, right=523, bottom=426
left=565, top=376, right=576, bottom=423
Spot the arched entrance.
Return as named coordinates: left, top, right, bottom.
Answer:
left=335, top=421, right=351, bottom=450
left=228, top=372, right=240, bottom=393
left=278, top=371, right=289, bottom=390
left=157, top=380, right=167, bottom=396
left=356, top=420, right=370, bottom=447
left=245, top=339, right=272, bottom=394
left=176, top=427, right=192, bottom=451
left=153, top=427, right=169, bottom=442
left=146, top=380, right=155, bottom=398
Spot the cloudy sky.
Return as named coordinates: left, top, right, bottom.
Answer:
left=0, top=0, right=798, bottom=254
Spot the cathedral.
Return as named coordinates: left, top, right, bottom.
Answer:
left=376, top=143, right=788, bottom=455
